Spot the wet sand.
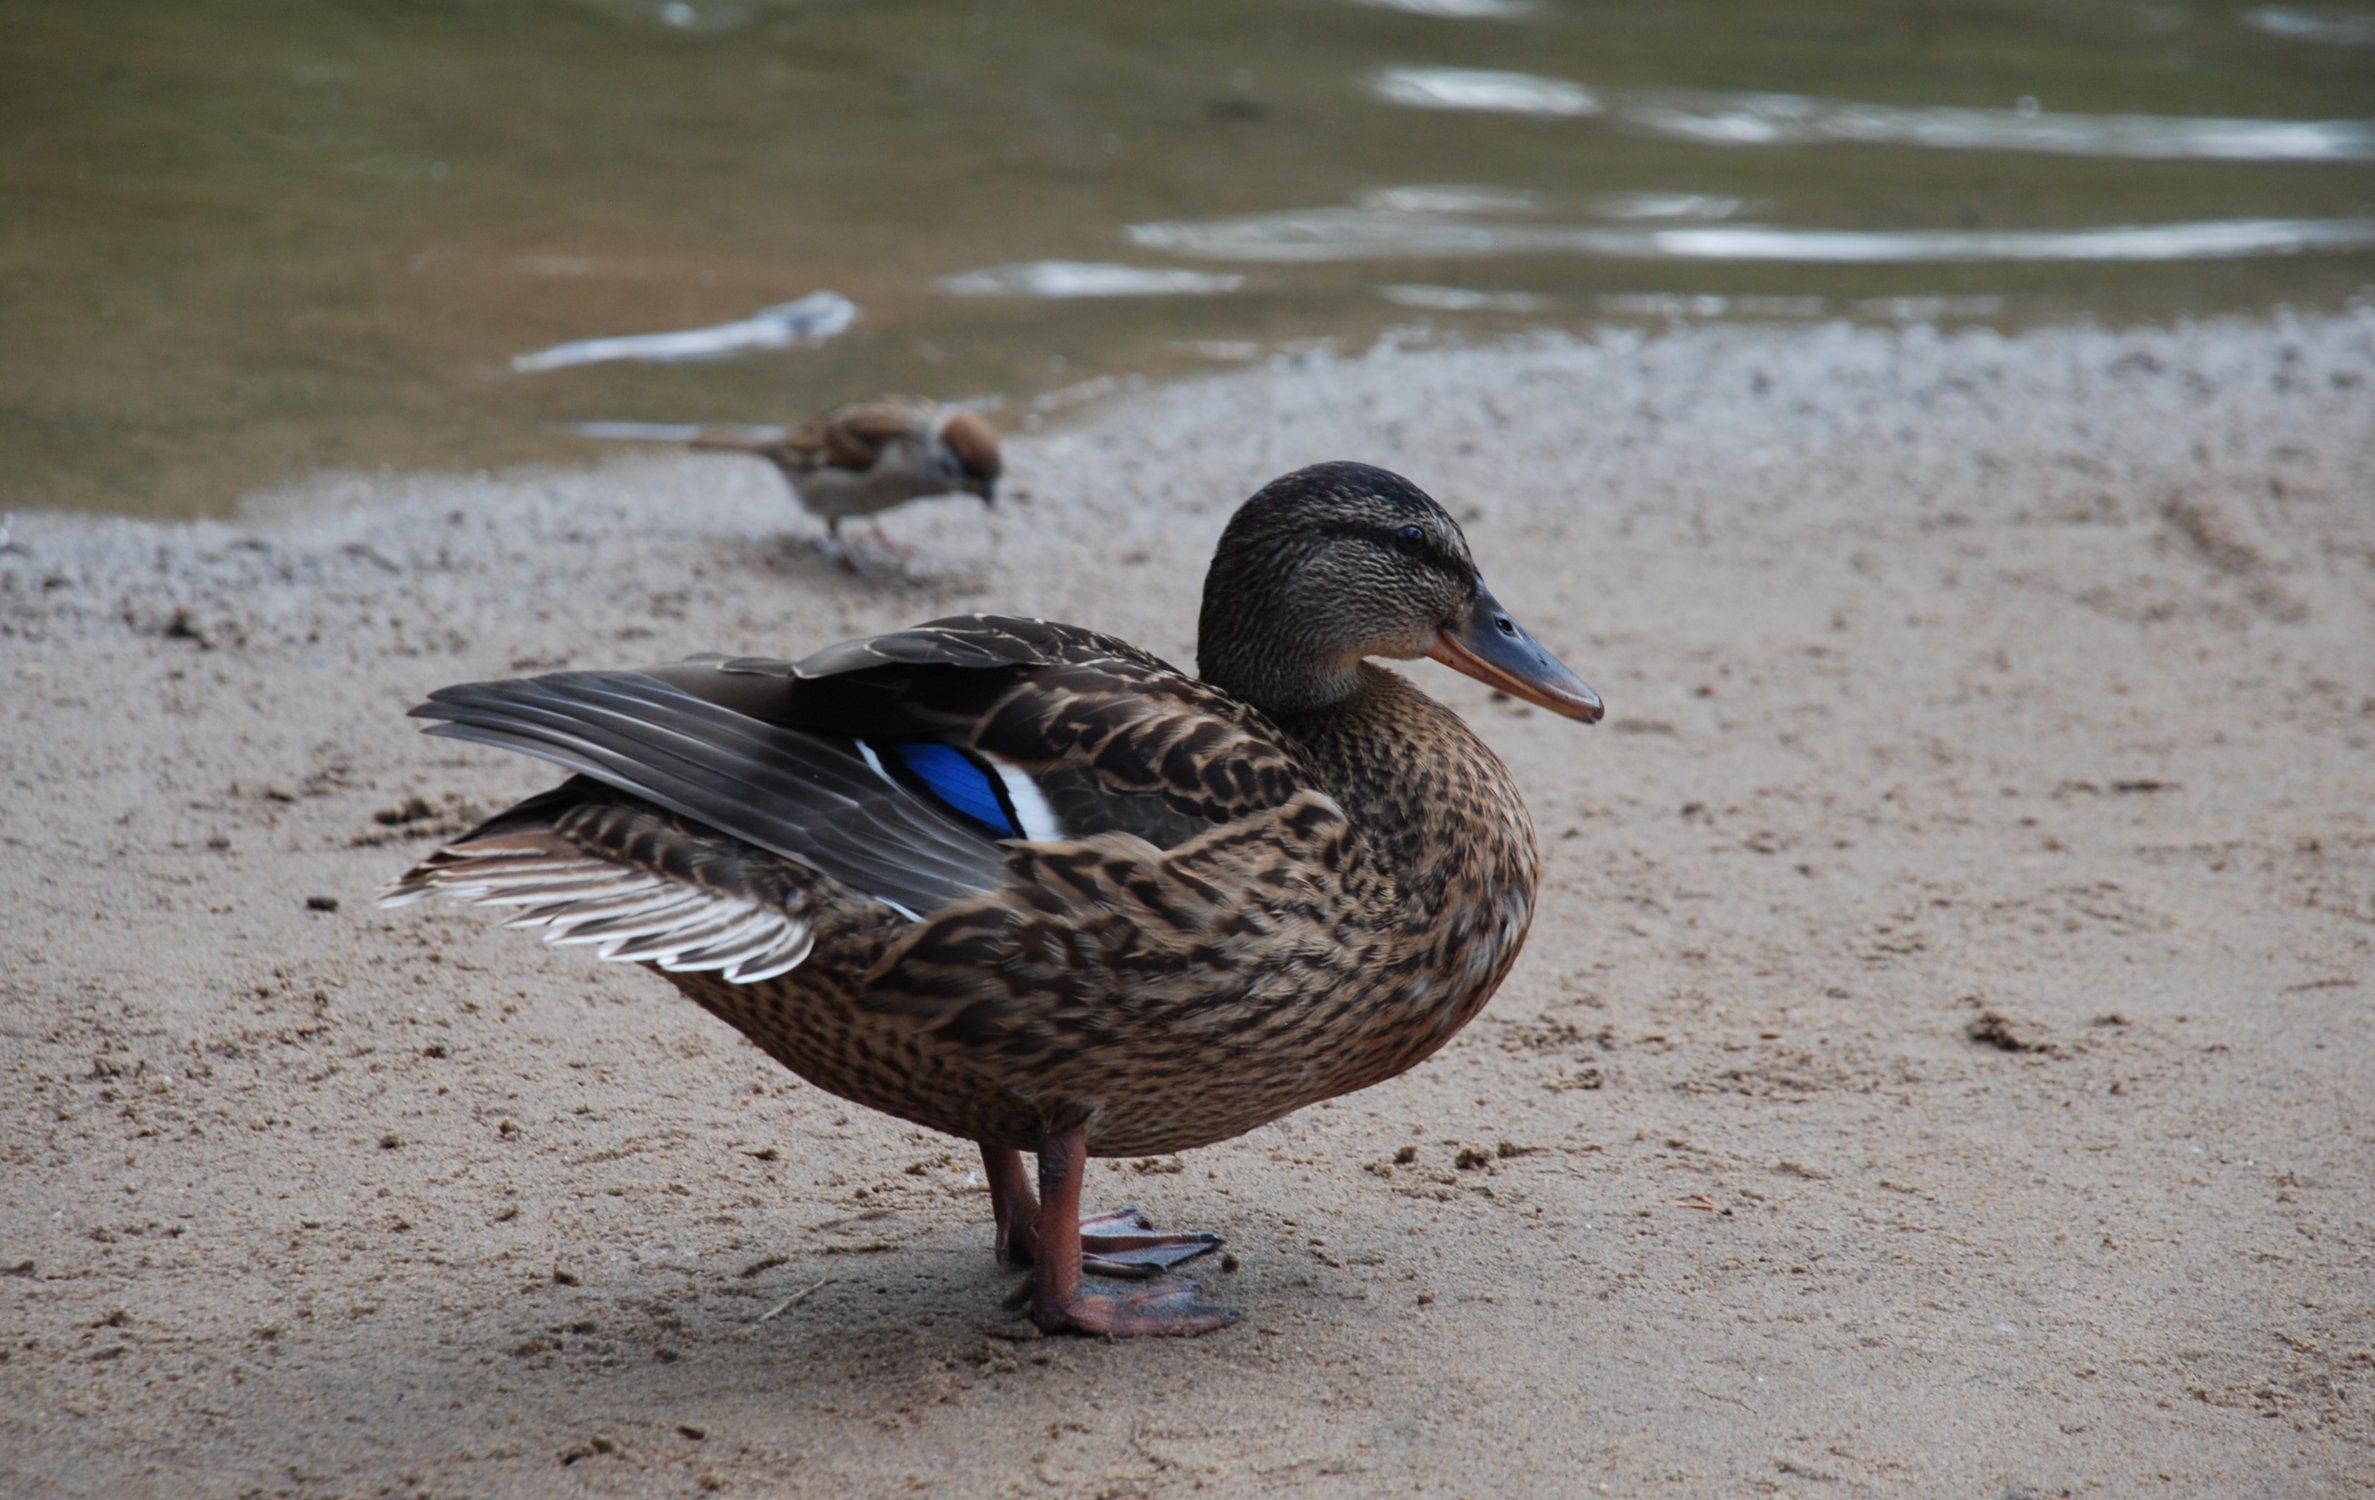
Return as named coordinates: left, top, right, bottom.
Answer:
left=3, top=314, right=2371, bottom=1495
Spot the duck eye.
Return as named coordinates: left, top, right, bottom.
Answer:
left=1392, top=524, right=1427, bottom=553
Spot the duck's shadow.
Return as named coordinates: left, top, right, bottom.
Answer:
left=410, top=1230, right=1245, bottom=1424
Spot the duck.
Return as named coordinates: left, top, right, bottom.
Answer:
left=384, top=461, right=1602, bottom=1337
left=689, top=396, right=1000, bottom=554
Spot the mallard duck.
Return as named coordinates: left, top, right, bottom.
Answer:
left=386, top=461, right=1601, bottom=1336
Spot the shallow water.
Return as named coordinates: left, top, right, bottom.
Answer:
left=5, top=0, right=2372, bottom=516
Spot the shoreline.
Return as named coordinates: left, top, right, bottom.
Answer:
left=4, top=313, right=2371, bottom=1495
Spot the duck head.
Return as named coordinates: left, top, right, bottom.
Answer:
left=1197, top=461, right=1602, bottom=723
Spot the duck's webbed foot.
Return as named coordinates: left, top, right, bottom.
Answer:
left=1019, top=1276, right=1240, bottom=1337
left=990, top=1133, right=1240, bottom=1338
left=980, top=1145, right=1224, bottom=1278
left=1079, top=1208, right=1226, bottom=1278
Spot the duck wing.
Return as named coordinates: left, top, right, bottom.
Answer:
left=382, top=782, right=832, bottom=985
left=402, top=664, right=1008, bottom=921
left=394, top=616, right=1311, bottom=931
left=732, top=613, right=1311, bottom=851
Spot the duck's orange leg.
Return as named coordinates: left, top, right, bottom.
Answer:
left=1025, top=1128, right=1239, bottom=1337
left=981, top=1142, right=1040, bottom=1267
left=980, top=1141, right=1225, bottom=1277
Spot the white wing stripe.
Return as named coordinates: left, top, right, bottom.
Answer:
left=983, top=751, right=1066, bottom=842
left=853, top=738, right=898, bottom=788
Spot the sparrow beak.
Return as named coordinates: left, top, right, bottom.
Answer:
left=976, top=479, right=996, bottom=507
left=1426, top=582, right=1603, bottom=723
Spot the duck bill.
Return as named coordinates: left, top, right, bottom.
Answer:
left=1427, top=584, right=1604, bottom=723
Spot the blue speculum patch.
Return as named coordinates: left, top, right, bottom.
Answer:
left=881, top=740, right=1020, bottom=838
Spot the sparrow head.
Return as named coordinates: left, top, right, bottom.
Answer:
left=934, top=410, right=1002, bottom=505
left=1199, top=461, right=1601, bottom=722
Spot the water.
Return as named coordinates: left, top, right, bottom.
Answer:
left=5, top=0, right=2371, bottom=517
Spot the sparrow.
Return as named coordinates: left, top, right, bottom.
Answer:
left=691, top=397, right=1001, bottom=547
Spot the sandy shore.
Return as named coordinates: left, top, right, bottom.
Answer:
left=3, top=314, right=2371, bottom=1496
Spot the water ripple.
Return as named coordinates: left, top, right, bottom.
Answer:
left=1618, top=89, right=2375, bottom=161
left=1345, top=0, right=1541, bottom=16
left=1366, top=67, right=1601, bottom=117
left=934, top=261, right=1245, bottom=297
left=1650, top=219, right=2375, bottom=262
left=1380, top=284, right=1549, bottom=312
left=2244, top=7, right=2375, bottom=45
left=1133, top=207, right=1511, bottom=262
left=510, top=291, right=857, bottom=374
left=1589, top=192, right=1749, bottom=221
left=1129, top=207, right=2375, bottom=264
left=1364, top=66, right=2375, bottom=161
left=1356, top=184, right=1540, bottom=214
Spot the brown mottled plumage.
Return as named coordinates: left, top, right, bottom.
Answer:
left=385, top=462, right=1602, bottom=1336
